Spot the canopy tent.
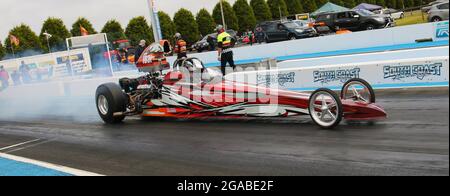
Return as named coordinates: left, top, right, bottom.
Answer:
left=311, top=2, right=350, bottom=16
left=353, top=3, right=383, bottom=11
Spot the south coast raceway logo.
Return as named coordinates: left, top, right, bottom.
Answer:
left=313, top=68, right=360, bottom=84
left=257, top=72, right=296, bottom=87
left=383, top=63, right=443, bottom=80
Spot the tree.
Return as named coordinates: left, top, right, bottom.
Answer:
left=315, top=0, right=328, bottom=8
left=196, top=9, right=216, bottom=37
left=213, top=1, right=239, bottom=31
left=125, top=16, right=154, bottom=46
left=233, top=0, right=257, bottom=33
left=5, top=24, right=42, bottom=57
left=267, top=0, right=289, bottom=19
left=386, top=0, right=397, bottom=8
left=284, top=0, right=304, bottom=15
left=330, top=0, right=345, bottom=6
left=250, top=0, right=272, bottom=22
left=173, top=8, right=199, bottom=44
left=302, top=0, right=318, bottom=13
left=376, top=0, right=386, bottom=7
left=71, top=17, right=97, bottom=37
left=0, top=41, right=5, bottom=60
left=343, top=0, right=357, bottom=8
left=396, top=0, right=405, bottom=9
left=101, top=20, right=126, bottom=44
left=405, top=0, right=415, bottom=8
left=414, top=0, right=422, bottom=6
left=39, top=17, right=71, bottom=53
left=158, top=11, right=176, bottom=43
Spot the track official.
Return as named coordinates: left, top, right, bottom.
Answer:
left=216, top=25, right=235, bottom=76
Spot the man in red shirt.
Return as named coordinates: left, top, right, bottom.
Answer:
left=0, top=65, right=10, bottom=90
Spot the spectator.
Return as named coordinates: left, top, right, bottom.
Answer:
left=246, top=29, right=254, bottom=46
left=255, top=27, right=265, bottom=44
left=207, top=35, right=215, bottom=51
left=0, top=66, right=10, bottom=90
left=134, top=40, right=147, bottom=64
left=11, top=70, right=21, bottom=86
left=19, top=61, right=32, bottom=84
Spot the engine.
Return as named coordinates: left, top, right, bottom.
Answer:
left=118, top=42, right=171, bottom=115
left=119, top=72, right=164, bottom=114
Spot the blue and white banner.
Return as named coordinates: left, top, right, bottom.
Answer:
left=435, top=21, right=449, bottom=40
left=227, top=56, right=449, bottom=91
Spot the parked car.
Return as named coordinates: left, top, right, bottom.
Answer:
left=256, top=20, right=318, bottom=43
left=314, top=10, right=395, bottom=32
left=422, top=0, right=448, bottom=13
left=374, top=8, right=405, bottom=20
left=428, top=1, right=449, bottom=22
left=192, top=30, right=237, bottom=53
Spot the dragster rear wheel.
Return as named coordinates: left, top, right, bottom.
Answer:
left=96, top=83, right=127, bottom=124
left=308, top=88, right=343, bottom=129
left=341, top=78, right=375, bottom=104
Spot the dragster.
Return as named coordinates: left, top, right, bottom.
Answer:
left=95, top=43, right=387, bottom=129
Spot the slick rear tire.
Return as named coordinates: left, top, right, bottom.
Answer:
left=308, top=88, right=343, bottom=129
left=96, top=83, right=127, bottom=124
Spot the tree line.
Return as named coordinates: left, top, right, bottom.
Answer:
left=0, top=0, right=433, bottom=60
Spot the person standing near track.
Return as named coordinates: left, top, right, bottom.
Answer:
left=0, top=66, right=10, bottom=91
left=216, top=25, right=235, bottom=76
left=134, top=40, right=147, bottom=64
left=173, top=33, right=187, bottom=60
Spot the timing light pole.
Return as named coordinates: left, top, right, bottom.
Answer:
left=220, top=0, right=227, bottom=30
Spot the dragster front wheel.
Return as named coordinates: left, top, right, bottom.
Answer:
left=308, top=88, right=343, bottom=129
left=341, top=78, right=375, bottom=104
left=96, top=83, right=127, bottom=124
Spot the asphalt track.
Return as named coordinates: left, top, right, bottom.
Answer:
left=0, top=89, right=448, bottom=176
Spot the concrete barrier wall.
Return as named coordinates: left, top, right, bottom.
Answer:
left=2, top=55, right=447, bottom=100
left=226, top=56, right=449, bottom=91
left=167, top=22, right=449, bottom=67
left=278, top=46, right=449, bottom=68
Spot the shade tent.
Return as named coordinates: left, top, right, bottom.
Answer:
left=353, top=3, right=383, bottom=11
left=311, top=2, right=350, bottom=16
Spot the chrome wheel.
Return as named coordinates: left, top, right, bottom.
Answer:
left=309, top=91, right=341, bottom=128
left=342, top=80, right=374, bottom=104
left=97, top=95, right=109, bottom=115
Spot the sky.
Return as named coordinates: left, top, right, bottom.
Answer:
left=0, top=0, right=238, bottom=39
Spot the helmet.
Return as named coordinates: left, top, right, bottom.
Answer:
left=174, top=33, right=181, bottom=39
left=215, top=25, right=225, bottom=33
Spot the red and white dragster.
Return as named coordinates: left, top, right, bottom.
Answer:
left=96, top=44, right=387, bottom=129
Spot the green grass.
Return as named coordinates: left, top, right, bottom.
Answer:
left=395, top=10, right=428, bottom=26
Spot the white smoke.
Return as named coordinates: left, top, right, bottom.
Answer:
left=0, top=77, right=117, bottom=123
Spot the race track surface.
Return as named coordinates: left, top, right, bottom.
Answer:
left=0, top=89, right=448, bottom=176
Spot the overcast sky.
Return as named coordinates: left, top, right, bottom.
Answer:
left=0, top=0, right=238, bottom=39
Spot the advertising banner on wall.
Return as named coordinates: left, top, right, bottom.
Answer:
left=55, top=53, right=91, bottom=77
left=434, top=21, right=449, bottom=41
left=0, top=48, right=92, bottom=82
left=228, top=57, right=449, bottom=91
